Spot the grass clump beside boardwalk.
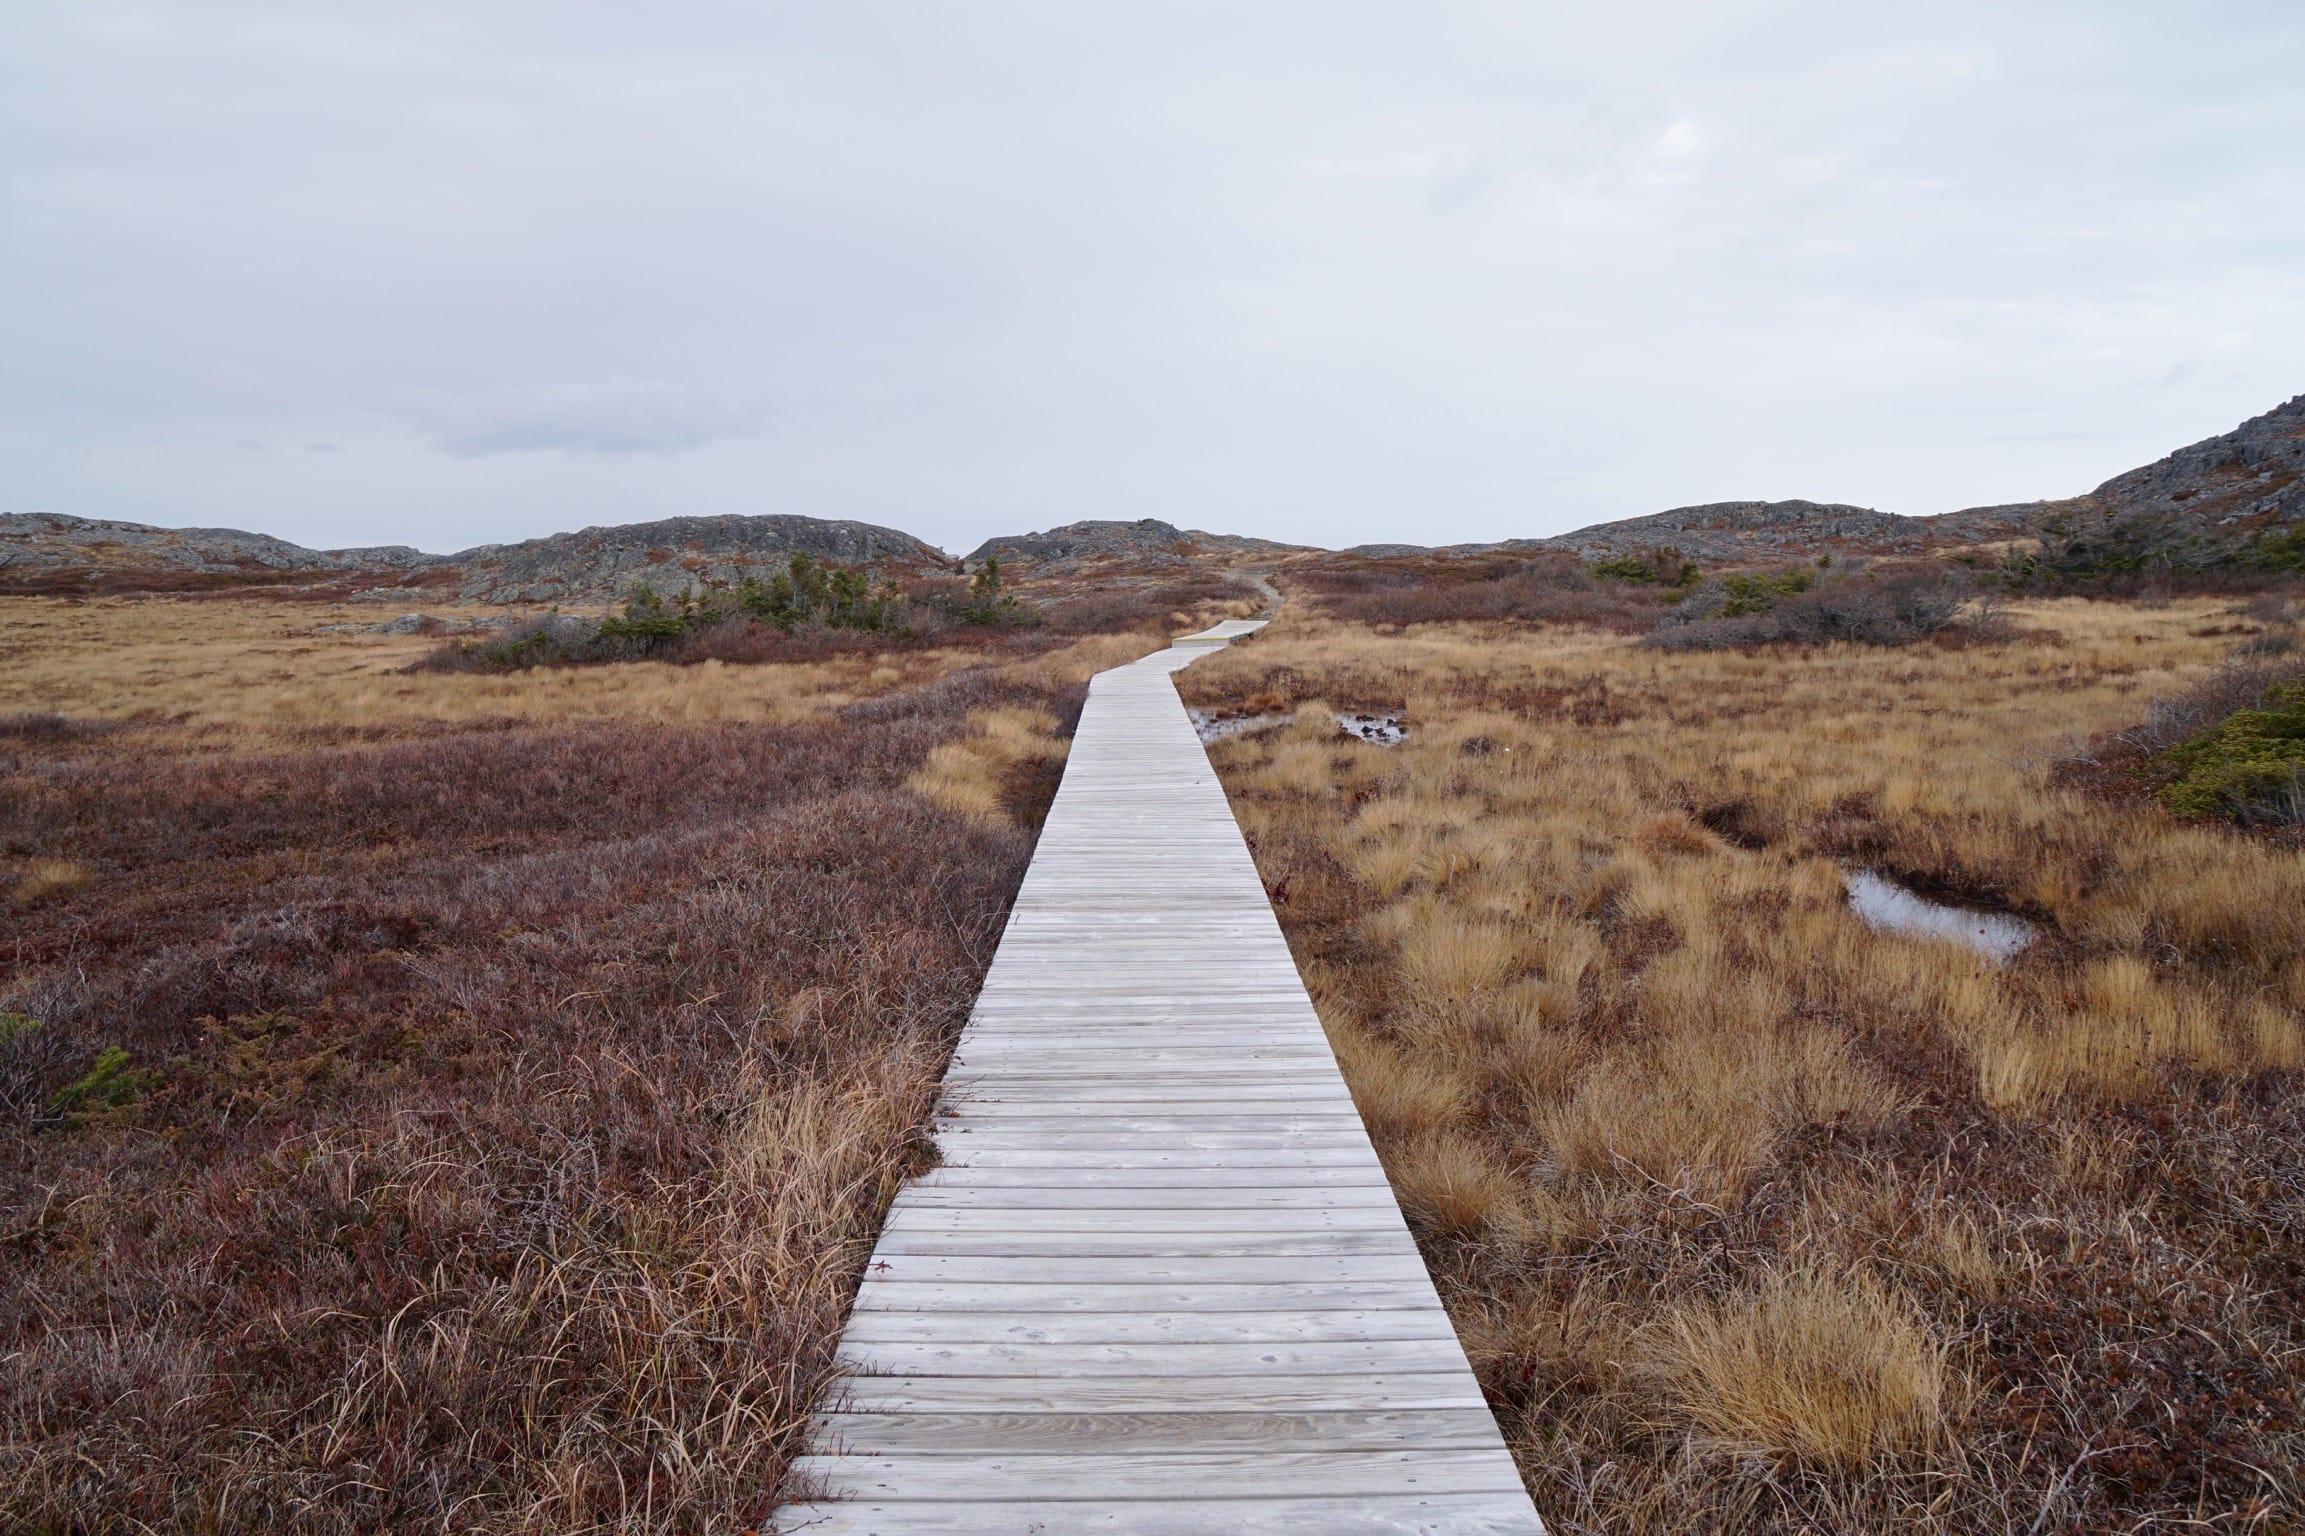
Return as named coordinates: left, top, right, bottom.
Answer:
left=1179, top=598, right=2305, bottom=1534
left=0, top=595, right=1129, bottom=1532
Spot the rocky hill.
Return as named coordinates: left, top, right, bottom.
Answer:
left=0, top=513, right=429, bottom=591
left=2083, top=392, right=2303, bottom=529
left=1350, top=393, right=2301, bottom=570
left=1524, top=500, right=1948, bottom=563
left=9, top=393, right=2297, bottom=599
left=443, top=514, right=946, bottom=604
left=0, top=511, right=948, bottom=602
left=1995, top=393, right=2305, bottom=575
left=965, top=518, right=1307, bottom=569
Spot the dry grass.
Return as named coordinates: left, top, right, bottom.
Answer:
left=1185, top=597, right=2305, bottom=1532
left=8, top=858, right=94, bottom=906
left=910, top=707, right=1072, bottom=827
left=0, top=593, right=1121, bottom=1533
left=1646, top=1265, right=1956, bottom=1470
left=0, top=595, right=983, bottom=738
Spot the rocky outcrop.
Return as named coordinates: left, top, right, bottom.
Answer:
left=10, top=393, right=2297, bottom=597
left=1385, top=393, right=2303, bottom=568
left=0, top=513, right=433, bottom=580
left=1, top=511, right=950, bottom=602
left=2086, top=393, right=2304, bottom=530
left=966, top=518, right=1307, bottom=568
left=443, top=514, right=947, bottom=605
left=1525, top=500, right=1937, bottom=563
left=1960, top=396, right=2305, bottom=575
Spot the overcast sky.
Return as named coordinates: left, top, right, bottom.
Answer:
left=4, top=3, right=2301, bottom=557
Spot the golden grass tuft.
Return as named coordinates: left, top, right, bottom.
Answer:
left=1391, top=904, right=1523, bottom=997
left=1647, top=1265, right=1956, bottom=1470
left=1386, top=1130, right=1522, bottom=1238
left=1328, top=1023, right=1472, bottom=1134
left=1632, top=809, right=1721, bottom=857
left=10, top=859, right=94, bottom=906
left=1544, top=1029, right=1897, bottom=1203
left=908, top=707, right=1070, bottom=827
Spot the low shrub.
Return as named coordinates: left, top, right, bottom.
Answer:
left=733, top=552, right=906, bottom=632
left=0, top=713, right=109, bottom=742
left=2159, top=674, right=2305, bottom=826
left=2001, top=512, right=2305, bottom=591
left=420, top=556, right=932, bottom=672
left=1295, top=552, right=1661, bottom=631
left=1034, top=570, right=1256, bottom=634
left=0, top=663, right=1088, bottom=1530
left=919, top=557, right=1039, bottom=629
left=425, top=613, right=600, bottom=671
left=1591, top=546, right=1699, bottom=587
left=1648, top=568, right=1970, bottom=650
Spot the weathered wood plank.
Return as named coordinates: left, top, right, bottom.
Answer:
left=777, top=1493, right=1542, bottom=1535
left=885, top=1176, right=1392, bottom=1199
left=908, top=1166, right=1391, bottom=1189
left=838, top=1308, right=1459, bottom=1345
left=934, top=1147, right=1386, bottom=1169
left=836, top=1339, right=1462, bottom=1378
left=809, top=1407, right=1510, bottom=1455
left=826, top=1371, right=1493, bottom=1414
left=862, top=1230, right=1422, bottom=1259
left=847, top=1280, right=1446, bottom=1314
left=788, top=1448, right=1527, bottom=1498
left=855, top=1254, right=1437, bottom=1284
left=878, top=1207, right=1409, bottom=1234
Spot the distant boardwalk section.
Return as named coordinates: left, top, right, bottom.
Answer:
left=780, top=621, right=1545, bottom=1535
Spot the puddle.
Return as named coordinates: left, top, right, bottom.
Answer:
left=1186, top=707, right=1408, bottom=747
left=1187, top=708, right=1288, bottom=744
left=1844, top=868, right=2036, bottom=963
left=1337, top=712, right=1407, bottom=747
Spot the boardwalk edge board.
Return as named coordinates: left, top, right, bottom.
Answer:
left=776, top=621, right=1545, bottom=1535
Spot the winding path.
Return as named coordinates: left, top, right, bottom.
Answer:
left=778, top=623, right=1544, bottom=1535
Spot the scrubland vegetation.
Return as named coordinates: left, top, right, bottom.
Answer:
left=1181, top=591, right=2305, bottom=1532
left=1289, top=550, right=1668, bottom=631
left=420, top=554, right=1257, bottom=676
left=8, top=557, right=2297, bottom=1533
left=0, top=591, right=1193, bottom=1532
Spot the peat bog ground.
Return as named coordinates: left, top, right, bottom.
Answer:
left=1180, top=595, right=2305, bottom=1534
left=0, top=594, right=1183, bottom=1532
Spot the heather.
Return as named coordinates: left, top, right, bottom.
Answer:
left=1, top=629, right=1089, bottom=1531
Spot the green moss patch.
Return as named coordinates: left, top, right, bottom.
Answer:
left=2160, top=678, right=2305, bottom=825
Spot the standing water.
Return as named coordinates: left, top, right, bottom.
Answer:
left=1186, top=708, right=1288, bottom=743
left=1844, top=869, right=2036, bottom=963
left=1336, top=712, right=1407, bottom=746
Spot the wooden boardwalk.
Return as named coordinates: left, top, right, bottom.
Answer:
left=779, top=623, right=1544, bottom=1535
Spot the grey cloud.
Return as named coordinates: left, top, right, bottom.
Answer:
left=2, top=2, right=2301, bottom=554
left=401, top=382, right=761, bottom=459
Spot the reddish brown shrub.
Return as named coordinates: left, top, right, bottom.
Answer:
left=1290, top=551, right=1661, bottom=630
left=0, top=672, right=1082, bottom=1532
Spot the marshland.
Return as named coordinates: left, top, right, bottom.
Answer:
left=0, top=578, right=1239, bottom=1532
left=1177, top=586, right=2305, bottom=1533
left=6, top=554, right=2301, bottom=1533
